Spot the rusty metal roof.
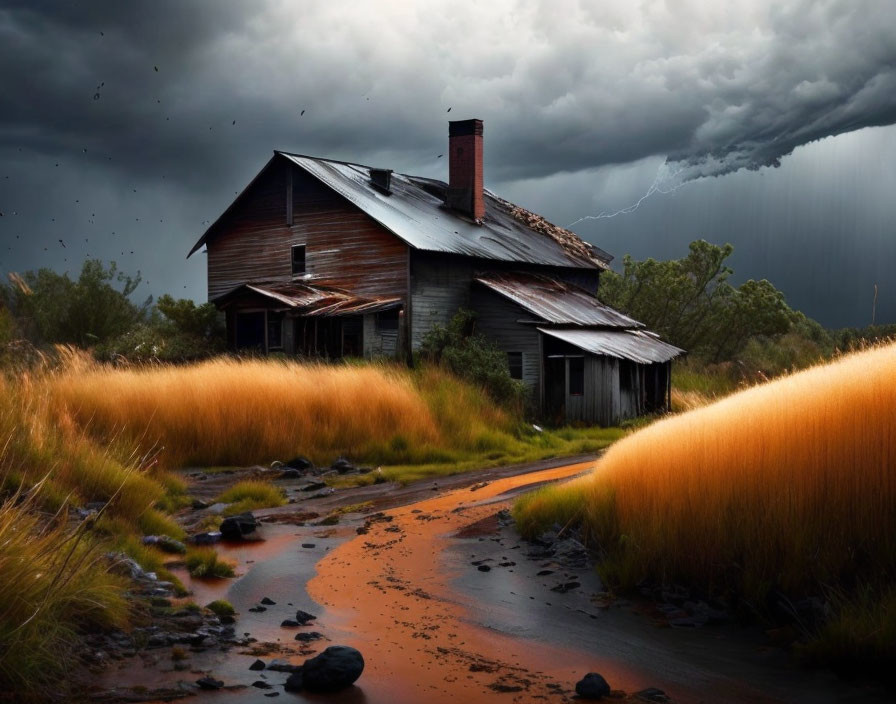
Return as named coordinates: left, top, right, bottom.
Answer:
left=276, top=153, right=610, bottom=270
left=538, top=327, right=685, bottom=364
left=475, top=271, right=642, bottom=328
left=212, top=282, right=402, bottom=317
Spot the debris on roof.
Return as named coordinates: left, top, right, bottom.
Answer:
left=489, top=195, right=611, bottom=271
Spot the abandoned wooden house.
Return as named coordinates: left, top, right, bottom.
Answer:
left=188, top=119, right=683, bottom=425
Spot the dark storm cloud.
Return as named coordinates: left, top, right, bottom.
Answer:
left=1, top=0, right=895, bottom=326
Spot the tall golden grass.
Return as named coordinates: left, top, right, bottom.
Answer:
left=44, top=356, right=572, bottom=470
left=515, top=342, right=896, bottom=663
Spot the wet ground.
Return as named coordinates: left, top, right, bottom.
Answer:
left=98, top=457, right=890, bottom=703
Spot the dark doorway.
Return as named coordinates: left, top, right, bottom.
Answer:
left=544, top=356, right=566, bottom=422
left=235, top=312, right=265, bottom=351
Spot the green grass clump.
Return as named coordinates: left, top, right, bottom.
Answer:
left=185, top=547, right=235, bottom=578
left=0, top=482, right=130, bottom=700
left=215, top=480, right=286, bottom=514
left=206, top=599, right=235, bottom=618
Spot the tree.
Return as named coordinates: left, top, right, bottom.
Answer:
left=5, top=260, right=149, bottom=347
left=599, top=240, right=795, bottom=362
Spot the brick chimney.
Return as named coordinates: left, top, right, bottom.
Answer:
left=446, top=118, right=484, bottom=221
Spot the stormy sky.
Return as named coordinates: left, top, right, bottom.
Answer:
left=1, top=0, right=895, bottom=327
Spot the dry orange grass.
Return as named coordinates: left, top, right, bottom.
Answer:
left=46, top=357, right=444, bottom=468
left=517, top=341, right=896, bottom=603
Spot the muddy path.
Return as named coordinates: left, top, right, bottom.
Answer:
left=99, top=457, right=888, bottom=703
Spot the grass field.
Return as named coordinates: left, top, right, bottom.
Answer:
left=45, top=355, right=621, bottom=476
left=515, top=342, right=896, bottom=669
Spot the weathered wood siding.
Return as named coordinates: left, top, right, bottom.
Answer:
left=409, top=253, right=473, bottom=350
left=207, top=160, right=292, bottom=300
left=362, top=314, right=399, bottom=359
left=470, top=286, right=541, bottom=390
left=206, top=159, right=409, bottom=301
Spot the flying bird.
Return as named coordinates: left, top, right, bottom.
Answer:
left=301, top=110, right=305, bottom=116
left=232, top=120, right=236, bottom=125
left=447, top=107, right=451, bottom=112
left=59, top=239, right=66, bottom=248
left=437, top=154, right=443, bottom=158
left=154, top=66, right=159, bottom=72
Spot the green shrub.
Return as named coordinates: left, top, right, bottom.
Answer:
left=185, top=547, right=235, bottom=578
left=420, top=309, right=527, bottom=409
left=205, top=599, right=236, bottom=618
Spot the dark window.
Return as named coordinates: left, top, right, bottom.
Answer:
left=507, top=352, right=523, bottom=380
left=568, top=356, right=584, bottom=396
left=267, top=313, right=283, bottom=350
left=375, top=309, right=399, bottom=333
left=291, top=244, right=306, bottom=276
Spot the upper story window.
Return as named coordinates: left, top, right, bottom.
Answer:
left=291, top=244, right=306, bottom=276
left=375, top=309, right=400, bottom=333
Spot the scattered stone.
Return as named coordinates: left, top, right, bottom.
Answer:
left=295, top=610, right=317, bottom=625
left=281, top=619, right=299, bottom=627
left=469, top=481, right=489, bottom=492
left=142, top=535, right=186, bottom=554
left=267, top=659, right=302, bottom=673
left=301, top=543, right=316, bottom=549
left=260, top=597, right=276, bottom=605
left=189, top=531, right=221, bottom=546
left=575, top=672, right=611, bottom=699
left=331, top=457, right=355, bottom=473
left=635, top=687, right=671, bottom=702
left=286, top=456, right=314, bottom=471
left=302, top=645, right=364, bottom=692
left=219, top=512, right=258, bottom=540
left=294, top=631, right=323, bottom=643
left=251, top=681, right=273, bottom=689
left=477, top=565, right=491, bottom=572
left=551, top=581, right=581, bottom=593
left=192, top=499, right=210, bottom=510
left=264, top=693, right=280, bottom=698
left=284, top=671, right=304, bottom=692
left=248, top=606, right=267, bottom=613
left=279, top=468, right=304, bottom=479
left=536, top=569, right=554, bottom=576
left=195, top=676, right=224, bottom=690
left=249, top=659, right=266, bottom=671
left=300, top=480, right=327, bottom=492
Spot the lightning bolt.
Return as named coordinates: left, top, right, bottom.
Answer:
left=567, top=161, right=691, bottom=228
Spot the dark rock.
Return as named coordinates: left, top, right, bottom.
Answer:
left=219, top=512, right=257, bottom=540
left=285, top=456, right=314, bottom=471
left=295, top=631, right=323, bottom=643
left=196, top=676, right=224, bottom=690
left=301, top=543, right=316, bottom=549
left=249, top=659, right=266, bottom=671
left=281, top=619, right=299, bottom=627
left=295, top=610, right=317, bottom=625
left=551, top=581, right=581, bottom=593
left=248, top=606, right=267, bottom=613
left=142, top=535, right=187, bottom=554
left=302, top=645, right=364, bottom=692
left=635, top=688, right=670, bottom=702
left=477, top=565, right=491, bottom=572
left=279, top=468, right=304, bottom=479
left=192, top=499, right=210, bottom=510
left=575, top=672, right=611, bottom=699
left=251, top=681, right=273, bottom=689
left=267, top=659, right=302, bottom=673
left=260, top=597, right=276, bottom=605
left=284, top=671, right=304, bottom=692
left=536, top=569, right=554, bottom=576
left=264, top=693, right=280, bottom=698
left=300, top=480, right=327, bottom=492
left=331, top=457, right=355, bottom=473
left=189, top=531, right=221, bottom=545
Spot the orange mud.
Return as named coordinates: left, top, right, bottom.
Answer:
left=307, top=462, right=642, bottom=703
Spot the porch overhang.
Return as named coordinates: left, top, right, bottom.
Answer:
left=538, top=327, right=684, bottom=364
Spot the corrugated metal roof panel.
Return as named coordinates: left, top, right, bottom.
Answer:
left=212, top=282, right=402, bottom=317
left=538, top=327, right=685, bottom=364
left=279, top=153, right=610, bottom=270
left=475, top=271, right=642, bottom=328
